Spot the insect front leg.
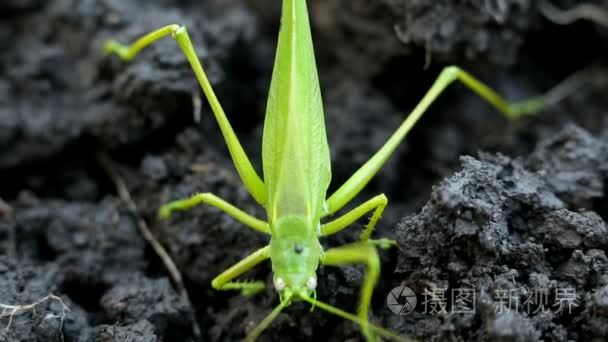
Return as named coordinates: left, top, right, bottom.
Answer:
left=211, top=245, right=270, bottom=296
left=324, top=66, right=550, bottom=216
left=104, top=25, right=268, bottom=206
left=158, top=192, right=270, bottom=234
left=321, top=243, right=381, bottom=342
left=320, top=194, right=395, bottom=245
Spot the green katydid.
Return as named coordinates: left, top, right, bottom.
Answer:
left=103, top=0, right=554, bottom=340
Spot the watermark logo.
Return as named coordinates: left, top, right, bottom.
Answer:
left=386, top=285, right=417, bottom=315
left=386, top=285, right=579, bottom=316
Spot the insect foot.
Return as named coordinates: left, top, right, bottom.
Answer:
left=367, top=238, right=398, bottom=250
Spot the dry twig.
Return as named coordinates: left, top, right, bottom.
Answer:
left=97, top=153, right=202, bottom=338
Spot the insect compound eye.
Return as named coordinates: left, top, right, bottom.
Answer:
left=274, top=277, right=286, bottom=291
left=306, top=276, right=317, bottom=290
left=294, top=243, right=304, bottom=254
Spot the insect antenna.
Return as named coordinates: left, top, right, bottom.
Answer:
left=245, top=293, right=294, bottom=342
left=300, top=295, right=413, bottom=342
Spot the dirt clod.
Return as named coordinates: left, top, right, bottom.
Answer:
left=395, top=125, right=608, bottom=341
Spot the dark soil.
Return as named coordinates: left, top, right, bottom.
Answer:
left=1, top=0, right=607, bottom=341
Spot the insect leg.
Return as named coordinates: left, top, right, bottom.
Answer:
left=211, top=245, right=270, bottom=296
left=104, top=25, right=267, bottom=205
left=324, top=66, right=548, bottom=216
left=320, top=194, right=388, bottom=241
left=159, top=192, right=270, bottom=234
left=322, top=243, right=380, bottom=341
left=299, top=295, right=410, bottom=342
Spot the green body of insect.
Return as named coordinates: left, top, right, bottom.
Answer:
left=104, top=0, right=551, bottom=340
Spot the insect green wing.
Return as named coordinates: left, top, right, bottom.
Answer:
left=262, top=0, right=331, bottom=227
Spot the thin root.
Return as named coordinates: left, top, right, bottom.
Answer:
left=0, top=294, right=70, bottom=341
left=543, top=66, right=608, bottom=107
left=192, top=92, right=202, bottom=123
left=0, top=198, right=13, bottom=221
left=539, top=0, right=608, bottom=27
left=97, top=153, right=202, bottom=339
left=0, top=198, right=16, bottom=256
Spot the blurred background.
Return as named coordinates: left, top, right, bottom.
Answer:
left=1, top=0, right=607, bottom=341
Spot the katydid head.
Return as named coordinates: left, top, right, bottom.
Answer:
left=269, top=216, right=322, bottom=300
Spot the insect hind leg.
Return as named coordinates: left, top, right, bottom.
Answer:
left=324, top=66, right=550, bottom=217
left=104, top=25, right=268, bottom=206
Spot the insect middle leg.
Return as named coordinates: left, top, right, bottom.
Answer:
left=159, top=192, right=270, bottom=234
left=104, top=25, right=268, bottom=206
left=320, top=194, right=394, bottom=245
left=211, top=245, right=270, bottom=296
left=322, top=243, right=381, bottom=342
